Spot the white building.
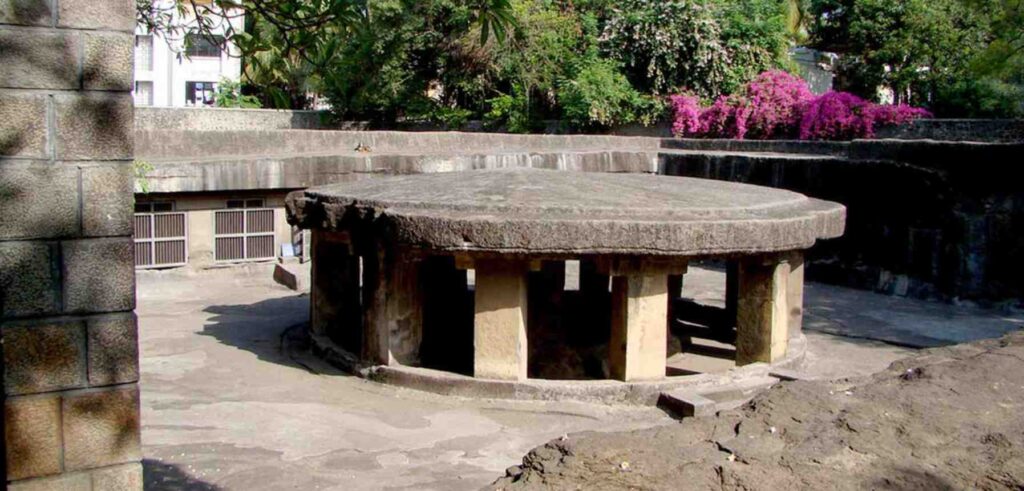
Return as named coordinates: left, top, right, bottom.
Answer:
left=133, top=1, right=244, bottom=107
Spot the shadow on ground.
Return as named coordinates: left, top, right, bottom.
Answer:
left=144, top=459, right=222, bottom=491
left=199, top=295, right=310, bottom=370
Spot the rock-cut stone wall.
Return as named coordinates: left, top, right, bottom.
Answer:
left=1, top=0, right=141, bottom=489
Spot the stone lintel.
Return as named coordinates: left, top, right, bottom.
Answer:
left=609, top=270, right=669, bottom=382
left=596, top=256, right=688, bottom=277
left=736, top=255, right=791, bottom=365
left=473, top=259, right=530, bottom=381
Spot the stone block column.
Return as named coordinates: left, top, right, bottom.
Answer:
left=735, top=256, right=791, bottom=365
left=473, top=259, right=529, bottom=381
left=361, top=246, right=423, bottom=366
left=604, top=258, right=684, bottom=381
left=2, top=0, right=142, bottom=488
left=310, top=231, right=361, bottom=353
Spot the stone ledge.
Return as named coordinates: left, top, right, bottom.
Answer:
left=309, top=330, right=807, bottom=405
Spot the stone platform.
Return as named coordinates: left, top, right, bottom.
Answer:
left=287, top=168, right=846, bottom=390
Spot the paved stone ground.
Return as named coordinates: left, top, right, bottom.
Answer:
left=137, top=264, right=1022, bottom=490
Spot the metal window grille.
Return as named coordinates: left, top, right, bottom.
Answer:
left=135, top=35, right=154, bottom=71
left=134, top=212, right=188, bottom=269
left=214, top=208, right=276, bottom=262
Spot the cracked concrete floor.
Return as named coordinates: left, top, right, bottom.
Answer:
left=137, top=264, right=1022, bottom=490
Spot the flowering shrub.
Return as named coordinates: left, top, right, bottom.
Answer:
left=871, top=104, right=934, bottom=128
left=744, top=71, right=814, bottom=139
left=669, top=95, right=702, bottom=136
left=671, top=71, right=931, bottom=141
left=798, top=91, right=875, bottom=140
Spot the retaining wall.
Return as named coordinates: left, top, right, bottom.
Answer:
left=136, top=130, right=1024, bottom=303
left=2, top=1, right=141, bottom=489
left=135, top=106, right=335, bottom=131
left=875, top=119, right=1024, bottom=142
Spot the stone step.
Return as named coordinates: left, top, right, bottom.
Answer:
left=658, top=376, right=781, bottom=418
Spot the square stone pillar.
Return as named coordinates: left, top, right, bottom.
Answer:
left=473, top=259, right=529, bottom=381
left=310, top=231, right=361, bottom=353
left=601, top=258, right=684, bottom=381
left=609, top=274, right=669, bottom=381
left=735, top=256, right=791, bottom=365
left=361, top=246, right=423, bottom=366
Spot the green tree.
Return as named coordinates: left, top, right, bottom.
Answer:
left=806, top=0, right=991, bottom=107
left=214, top=77, right=263, bottom=108
left=601, top=0, right=730, bottom=97
left=713, top=0, right=795, bottom=95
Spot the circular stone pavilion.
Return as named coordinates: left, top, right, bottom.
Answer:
left=286, top=168, right=845, bottom=395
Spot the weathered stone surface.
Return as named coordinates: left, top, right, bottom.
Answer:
left=4, top=396, right=62, bottom=480
left=7, top=472, right=90, bottom=491
left=3, top=319, right=87, bottom=395
left=609, top=273, right=669, bottom=381
left=90, top=462, right=144, bottom=490
left=876, top=118, right=1024, bottom=143
left=0, top=29, right=80, bottom=89
left=0, top=0, right=53, bottom=26
left=80, top=162, right=134, bottom=237
left=736, top=258, right=790, bottom=365
left=0, top=161, right=79, bottom=239
left=57, top=0, right=135, bottom=31
left=135, top=107, right=331, bottom=131
left=384, top=257, right=423, bottom=366
left=474, top=259, right=529, bottom=381
left=0, top=241, right=60, bottom=317
left=0, top=90, right=48, bottom=158
left=62, top=387, right=141, bottom=471
left=289, top=168, right=846, bottom=256
left=87, top=313, right=139, bottom=386
left=310, top=231, right=361, bottom=352
left=54, top=93, right=133, bottom=160
left=62, top=238, right=135, bottom=314
left=83, top=32, right=133, bottom=91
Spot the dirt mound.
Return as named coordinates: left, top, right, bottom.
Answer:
left=490, top=331, right=1024, bottom=490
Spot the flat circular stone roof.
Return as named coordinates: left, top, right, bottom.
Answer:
left=287, top=168, right=845, bottom=256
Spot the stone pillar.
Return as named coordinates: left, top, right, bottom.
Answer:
left=473, top=259, right=529, bottom=381
left=609, top=275, right=669, bottom=381
left=786, top=251, right=805, bottom=340
left=361, top=246, right=423, bottom=366
left=310, top=231, right=361, bottom=353
left=602, top=258, right=683, bottom=381
left=735, top=256, right=790, bottom=365
left=1, top=0, right=142, bottom=488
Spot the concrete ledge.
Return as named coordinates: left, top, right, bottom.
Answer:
left=309, top=329, right=807, bottom=405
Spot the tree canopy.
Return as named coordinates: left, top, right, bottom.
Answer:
left=137, top=0, right=1024, bottom=128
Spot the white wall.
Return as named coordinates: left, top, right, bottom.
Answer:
left=134, top=0, right=245, bottom=108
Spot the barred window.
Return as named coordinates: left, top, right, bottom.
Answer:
left=185, top=34, right=224, bottom=58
